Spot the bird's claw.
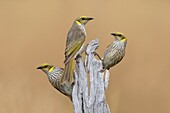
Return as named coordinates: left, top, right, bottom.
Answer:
left=75, top=55, right=81, bottom=63
left=99, top=69, right=105, bottom=73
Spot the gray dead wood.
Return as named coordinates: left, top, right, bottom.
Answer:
left=72, top=39, right=110, bottom=113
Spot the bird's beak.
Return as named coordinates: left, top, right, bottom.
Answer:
left=87, top=17, right=94, bottom=20
left=37, top=66, right=43, bottom=69
left=111, top=32, right=117, bottom=36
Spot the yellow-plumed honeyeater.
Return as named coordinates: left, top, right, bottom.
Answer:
left=61, top=16, right=93, bottom=84
left=37, top=63, right=73, bottom=100
left=102, top=32, right=127, bottom=72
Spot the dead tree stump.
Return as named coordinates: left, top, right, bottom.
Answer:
left=72, top=39, right=110, bottom=113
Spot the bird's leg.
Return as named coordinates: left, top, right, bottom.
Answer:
left=92, top=52, right=102, bottom=61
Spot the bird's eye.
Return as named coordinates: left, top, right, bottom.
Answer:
left=117, top=34, right=122, bottom=37
left=44, top=65, right=48, bottom=68
left=81, top=18, right=86, bottom=20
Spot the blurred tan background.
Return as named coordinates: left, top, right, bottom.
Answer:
left=0, top=0, right=170, bottom=113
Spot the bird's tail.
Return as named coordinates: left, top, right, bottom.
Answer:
left=61, top=58, right=75, bottom=84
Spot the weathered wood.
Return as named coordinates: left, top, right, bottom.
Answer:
left=72, top=39, right=110, bottom=113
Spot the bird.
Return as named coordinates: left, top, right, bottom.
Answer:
left=61, top=16, right=94, bottom=84
left=37, top=63, right=73, bottom=100
left=101, top=32, right=127, bottom=72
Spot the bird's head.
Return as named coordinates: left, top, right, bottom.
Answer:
left=75, top=16, right=93, bottom=25
left=37, top=63, right=54, bottom=74
left=111, top=32, right=127, bottom=42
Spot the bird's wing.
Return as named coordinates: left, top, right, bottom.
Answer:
left=104, top=48, right=118, bottom=64
left=104, top=42, right=116, bottom=56
left=64, top=27, right=85, bottom=64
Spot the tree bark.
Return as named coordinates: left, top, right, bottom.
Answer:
left=72, top=39, right=110, bottom=113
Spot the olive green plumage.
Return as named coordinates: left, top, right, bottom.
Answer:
left=37, top=63, right=73, bottom=100
left=61, top=16, right=93, bottom=84
left=102, top=32, right=127, bottom=71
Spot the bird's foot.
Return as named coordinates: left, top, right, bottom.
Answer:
left=99, top=68, right=105, bottom=73
left=75, top=54, right=81, bottom=63
left=72, top=81, right=75, bottom=86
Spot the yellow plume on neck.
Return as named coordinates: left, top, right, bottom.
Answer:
left=49, top=67, right=54, bottom=72
left=121, top=38, right=127, bottom=42
left=76, top=20, right=81, bottom=25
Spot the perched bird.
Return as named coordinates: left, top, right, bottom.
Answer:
left=61, top=16, right=94, bottom=84
left=37, top=63, right=73, bottom=100
left=101, top=32, right=127, bottom=72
